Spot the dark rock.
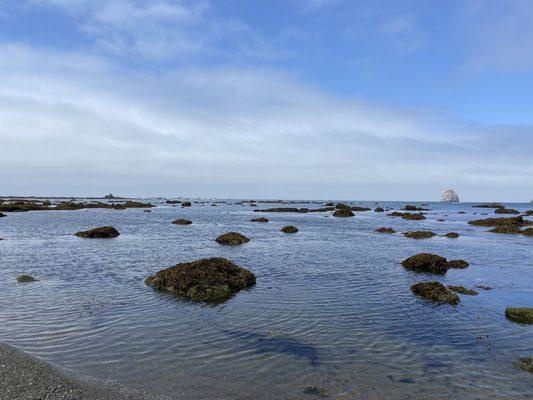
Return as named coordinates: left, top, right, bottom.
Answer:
left=118, top=200, right=155, bottom=208
left=445, top=232, right=460, bottom=238
left=333, top=209, right=355, bottom=217
left=517, top=357, right=533, bottom=373
left=374, top=207, right=384, bottom=212
left=402, top=205, right=428, bottom=211
left=172, top=219, right=192, bottom=225
left=181, top=201, right=192, bottom=207
left=447, top=285, right=478, bottom=295
left=495, top=208, right=520, bottom=215
left=401, top=253, right=450, bottom=275
left=250, top=217, right=269, bottom=223
left=489, top=225, right=522, bottom=234
left=388, top=211, right=404, bottom=217
left=437, top=219, right=445, bottom=222
left=324, top=202, right=335, bottom=207
left=472, top=203, right=505, bottom=209
left=402, top=213, right=426, bottom=220
left=468, top=216, right=525, bottom=227
left=254, top=207, right=307, bottom=213
left=145, top=257, right=256, bottom=302
left=376, top=227, right=396, bottom=234
left=351, top=206, right=372, bottom=212
left=410, top=282, right=459, bottom=305
left=143, top=210, right=151, bottom=212
left=458, top=211, right=466, bottom=214
left=215, top=232, right=250, bottom=245
left=166, top=200, right=181, bottom=204
left=75, top=226, right=120, bottom=238
left=335, top=203, right=350, bottom=210
left=403, top=231, right=436, bottom=239
left=447, top=259, right=469, bottom=269
left=17, top=275, right=37, bottom=283
left=104, top=193, right=115, bottom=199
left=475, top=285, right=493, bottom=291
left=281, top=225, right=299, bottom=233
left=505, top=308, right=533, bottom=324
left=0, top=212, right=5, bottom=217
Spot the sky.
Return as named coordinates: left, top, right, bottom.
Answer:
left=0, top=0, right=532, bottom=201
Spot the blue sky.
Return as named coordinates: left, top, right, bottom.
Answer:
left=0, top=0, right=532, bottom=200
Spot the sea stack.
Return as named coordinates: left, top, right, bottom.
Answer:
left=441, top=189, right=459, bottom=202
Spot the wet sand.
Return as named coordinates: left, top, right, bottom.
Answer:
left=0, top=342, right=154, bottom=400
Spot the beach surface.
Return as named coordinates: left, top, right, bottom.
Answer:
left=0, top=342, right=150, bottom=400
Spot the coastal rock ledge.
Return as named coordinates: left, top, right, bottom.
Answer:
left=441, top=189, right=460, bottom=202
left=145, top=257, right=256, bottom=302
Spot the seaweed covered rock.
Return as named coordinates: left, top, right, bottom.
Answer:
left=215, top=232, right=250, bottom=245
left=505, top=308, right=533, bottom=324
left=447, top=285, right=478, bottom=296
left=495, top=208, right=520, bottom=215
left=374, top=207, right=384, bottom=212
left=517, top=357, right=533, bottom=373
left=351, top=206, right=372, bottom=212
left=376, top=227, right=396, bottom=234
left=445, top=232, right=460, bottom=238
left=401, top=253, right=450, bottom=275
left=335, top=203, right=350, bottom=210
left=250, top=217, right=269, bottom=223
left=468, top=216, right=525, bottom=227
left=489, top=225, right=522, bottom=234
left=411, top=282, right=459, bottom=305
left=172, top=218, right=192, bottom=225
left=402, top=213, right=426, bottom=220
left=120, top=200, right=154, bottom=208
left=403, top=231, right=436, bottom=239
left=75, top=226, right=120, bottom=238
left=145, top=257, right=256, bottom=302
left=447, top=259, right=469, bottom=269
left=17, top=275, right=37, bottom=283
left=181, top=201, right=192, bottom=207
left=333, top=209, right=354, bottom=217
left=281, top=225, right=299, bottom=233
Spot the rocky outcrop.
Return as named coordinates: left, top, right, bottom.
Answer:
left=351, top=206, right=372, bottom=212
left=401, top=253, right=469, bottom=275
left=411, top=282, right=459, bottom=305
left=250, top=217, right=269, bottom=223
left=335, top=203, right=350, bottom=210
left=468, top=216, right=526, bottom=227
left=402, top=205, right=428, bottom=211
left=75, top=226, right=120, bottom=238
left=333, top=209, right=355, bottom=217
left=403, top=231, right=436, bottom=239
left=281, top=225, right=299, bottom=233
left=495, top=208, right=520, bottom=215
left=489, top=226, right=522, bottom=234
left=402, top=213, right=426, bottom=220
left=215, top=232, right=250, bottom=245
left=145, top=257, right=256, bottom=302
left=376, top=227, right=396, bottom=234
left=441, top=189, right=459, bottom=202
left=444, top=232, right=460, bottom=238
left=447, top=285, right=478, bottom=295
left=172, top=219, right=192, bottom=225
left=505, top=307, right=533, bottom=324
left=17, top=275, right=37, bottom=283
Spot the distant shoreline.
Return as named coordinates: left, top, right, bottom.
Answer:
left=0, top=342, right=152, bottom=400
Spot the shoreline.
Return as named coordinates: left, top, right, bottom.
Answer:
left=0, top=342, right=154, bottom=400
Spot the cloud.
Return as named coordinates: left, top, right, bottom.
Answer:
left=0, top=43, right=531, bottom=199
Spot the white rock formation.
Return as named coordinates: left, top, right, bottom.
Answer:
left=441, top=189, right=459, bottom=202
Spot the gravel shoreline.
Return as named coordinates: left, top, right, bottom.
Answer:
left=0, top=342, right=154, bottom=400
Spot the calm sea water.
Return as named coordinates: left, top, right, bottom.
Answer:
left=0, top=200, right=532, bottom=399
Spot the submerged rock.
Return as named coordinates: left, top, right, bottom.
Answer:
left=447, top=285, right=478, bottom=296
left=376, top=227, right=396, bottom=234
left=172, top=219, right=192, bottom=225
left=517, top=357, right=533, bottom=373
left=75, top=226, right=120, bottom=238
left=250, top=217, right=269, bottom=223
left=215, top=232, right=250, bottom=245
left=333, top=209, right=354, bottom=217
left=411, top=282, right=460, bottom=305
left=444, top=232, right=460, bottom=238
left=495, top=208, right=520, bottom=215
left=441, top=189, right=460, bottom=202
left=17, top=275, right=37, bottom=283
left=505, top=308, right=533, bottom=324
left=468, top=216, right=526, bottom=227
left=145, top=257, right=256, bottom=302
left=402, top=213, right=426, bottom=220
left=401, top=253, right=450, bottom=275
left=489, top=225, right=522, bottom=234
left=281, top=225, right=299, bottom=233
left=403, top=231, right=436, bottom=239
